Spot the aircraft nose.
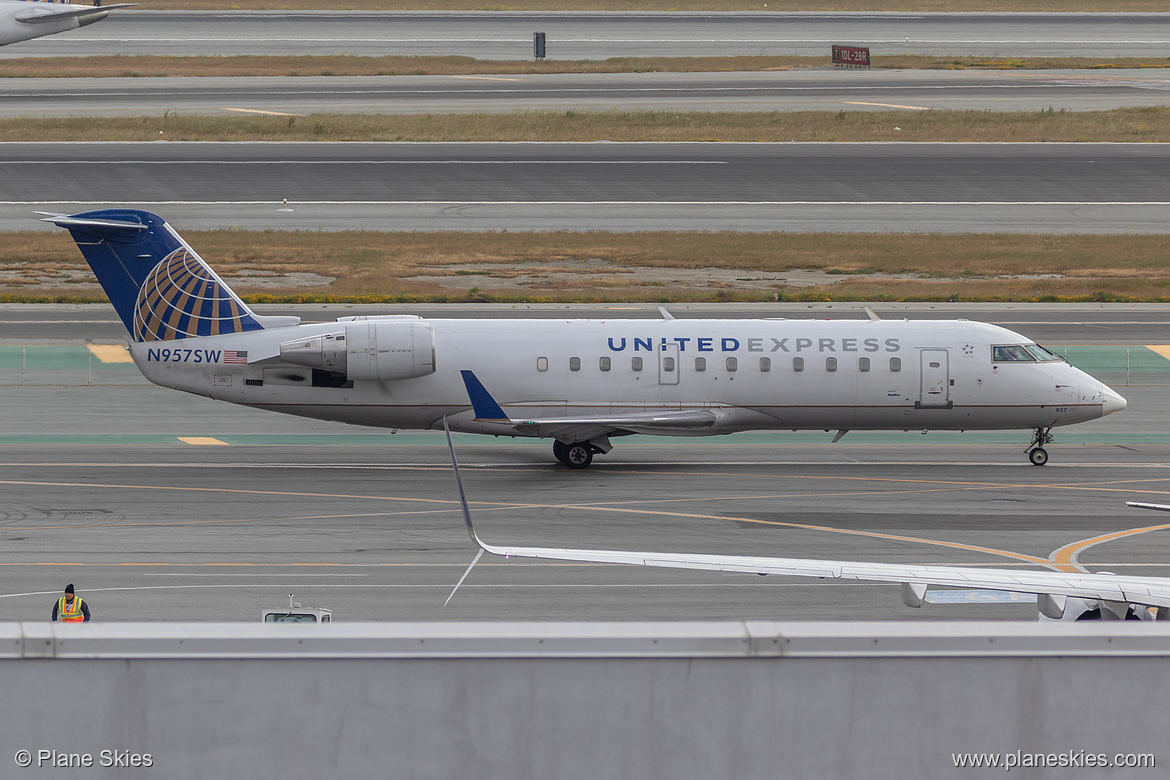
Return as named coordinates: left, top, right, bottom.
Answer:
left=1100, top=384, right=1127, bottom=416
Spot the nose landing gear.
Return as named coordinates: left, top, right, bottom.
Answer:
left=1026, top=427, right=1053, bottom=466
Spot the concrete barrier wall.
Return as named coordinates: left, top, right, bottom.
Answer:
left=1, top=621, right=1166, bottom=779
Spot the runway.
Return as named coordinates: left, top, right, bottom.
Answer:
left=5, top=69, right=1170, bottom=117
left=2, top=304, right=1170, bottom=622
left=4, top=141, right=1169, bottom=233
left=4, top=11, right=1170, bottom=59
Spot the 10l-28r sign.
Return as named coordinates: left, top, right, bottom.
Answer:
left=832, top=45, right=870, bottom=68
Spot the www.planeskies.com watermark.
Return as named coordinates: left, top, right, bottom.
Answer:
left=953, top=750, right=1154, bottom=771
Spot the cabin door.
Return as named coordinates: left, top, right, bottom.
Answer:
left=658, top=342, right=680, bottom=385
left=919, top=349, right=951, bottom=407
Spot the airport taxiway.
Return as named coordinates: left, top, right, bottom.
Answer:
left=2, top=305, right=1168, bottom=622
left=5, top=11, right=1170, bottom=60
left=4, top=70, right=1169, bottom=117
left=4, top=141, right=1170, bottom=234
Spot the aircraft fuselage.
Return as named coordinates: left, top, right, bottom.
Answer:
left=129, top=316, right=1120, bottom=438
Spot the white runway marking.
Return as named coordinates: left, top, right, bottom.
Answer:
left=1, top=160, right=728, bottom=166
left=7, top=200, right=1170, bottom=206
left=142, top=573, right=370, bottom=577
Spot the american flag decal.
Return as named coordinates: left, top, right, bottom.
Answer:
left=223, top=350, right=248, bottom=364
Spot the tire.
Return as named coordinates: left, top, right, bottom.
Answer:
left=552, top=440, right=568, bottom=464
left=563, top=442, right=593, bottom=469
left=1029, top=447, right=1049, bottom=466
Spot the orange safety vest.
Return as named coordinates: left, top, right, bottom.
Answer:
left=57, top=595, right=84, bottom=622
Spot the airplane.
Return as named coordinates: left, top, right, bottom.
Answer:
left=46, top=208, right=1126, bottom=468
left=442, top=418, right=1170, bottom=622
left=0, top=0, right=134, bottom=47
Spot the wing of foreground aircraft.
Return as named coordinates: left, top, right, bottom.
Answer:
left=443, top=419, right=1170, bottom=621
left=1, top=1, right=135, bottom=46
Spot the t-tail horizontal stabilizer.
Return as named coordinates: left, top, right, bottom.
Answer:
left=16, top=3, right=137, bottom=25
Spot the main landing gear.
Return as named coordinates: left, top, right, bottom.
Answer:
left=552, top=440, right=603, bottom=470
left=1026, top=427, right=1053, bottom=466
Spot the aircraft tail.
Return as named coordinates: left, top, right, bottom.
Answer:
left=43, top=209, right=290, bottom=342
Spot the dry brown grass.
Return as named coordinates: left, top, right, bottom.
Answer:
left=4, top=107, right=1170, bottom=142
left=6, top=229, right=1170, bottom=304
left=2, top=54, right=1168, bottom=79
left=129, top=1, right=1170, bottom=12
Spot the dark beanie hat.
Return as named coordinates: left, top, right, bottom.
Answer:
left=65, top=584, right=74, bottom=594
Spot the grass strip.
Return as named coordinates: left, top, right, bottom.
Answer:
left=4, top=107, right=1170, bottom=142
left=3, top=54, right=1170, bottom=79
left=6, top=229, right=1170, bottom=304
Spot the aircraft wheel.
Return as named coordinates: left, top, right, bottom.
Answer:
left=1029, top=448, right=1049, bottom=466
left=552, top=440, right=569, bottom=464
left=563, top=442, right=594, bottom=469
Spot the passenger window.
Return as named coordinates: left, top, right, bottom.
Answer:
left=599, top=356, right=611, bottom=372
left=695, top=357, right=706, bottom=372
left=890, top=357, right=901, bottom=372
left=793, top=357, right=804, bottom=372
left=726, top=357, right=737, bottom=372
left=759, top=357, right=771, bottom=372
left=929, top=361, right=940, bottom=368
left=826, top=357, right=837, bottom=372
left=859, top=357, right=870, bottom=372
left=632, top=357, right=643, bottom=372
left=537, top=357, right=548, bottom=372
left=663, top=357, right=675, bottom=372
left=569, top=357, right=581, bottom=372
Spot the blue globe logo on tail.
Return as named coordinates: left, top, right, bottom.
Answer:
left=133, top=247, right=259, bottom=342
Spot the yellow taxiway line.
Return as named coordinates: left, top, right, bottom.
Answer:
left=86, top=344, right=133, bottom=364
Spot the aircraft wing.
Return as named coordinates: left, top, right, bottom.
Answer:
left=466, top=536, right=1170, bottom=610
left=15, top=3, right=136, bottom=23
left=442, top=418, right=1170, bottom=617
left=505, top=409, right=718, bottom=439
left=458, top=369, right=718, bottom=438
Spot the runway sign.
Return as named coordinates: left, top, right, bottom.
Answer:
left=832, top=45, right=870, bottom=68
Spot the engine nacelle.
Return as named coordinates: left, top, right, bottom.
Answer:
left=279, top=320, right=435, bottom=382
left=1036, top=594, right=1164, bottom=621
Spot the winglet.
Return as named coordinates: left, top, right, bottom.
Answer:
left=443, top=416, right=480, bottom=546
left=658, top=306, right=674, bottom=321
left=459, top=370, right=509, bottom=421
left=443, top=416, right=489, bottom=606
left=864, top=307, right=881, bottom=321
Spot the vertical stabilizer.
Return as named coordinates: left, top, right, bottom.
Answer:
left=42, top=209, right=293, bottom=342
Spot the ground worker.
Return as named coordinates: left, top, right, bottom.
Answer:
left=51, top=583, right=91, bottom=622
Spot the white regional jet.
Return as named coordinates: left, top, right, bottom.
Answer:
left=0, top=0, right=133, bottom=47
left=47, top=208, right=1126, bottom=468
left=443, top=421, right=1170, bottom=622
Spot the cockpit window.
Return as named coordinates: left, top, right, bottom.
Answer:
left=992, top=345, right=1036, bottom=362
left=1024, top=344, right=1061, bottom=362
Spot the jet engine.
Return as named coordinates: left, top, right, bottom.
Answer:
left=279, top=318, right=435, bottom=382
left=1036, top=593, right=1166, bottom=621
